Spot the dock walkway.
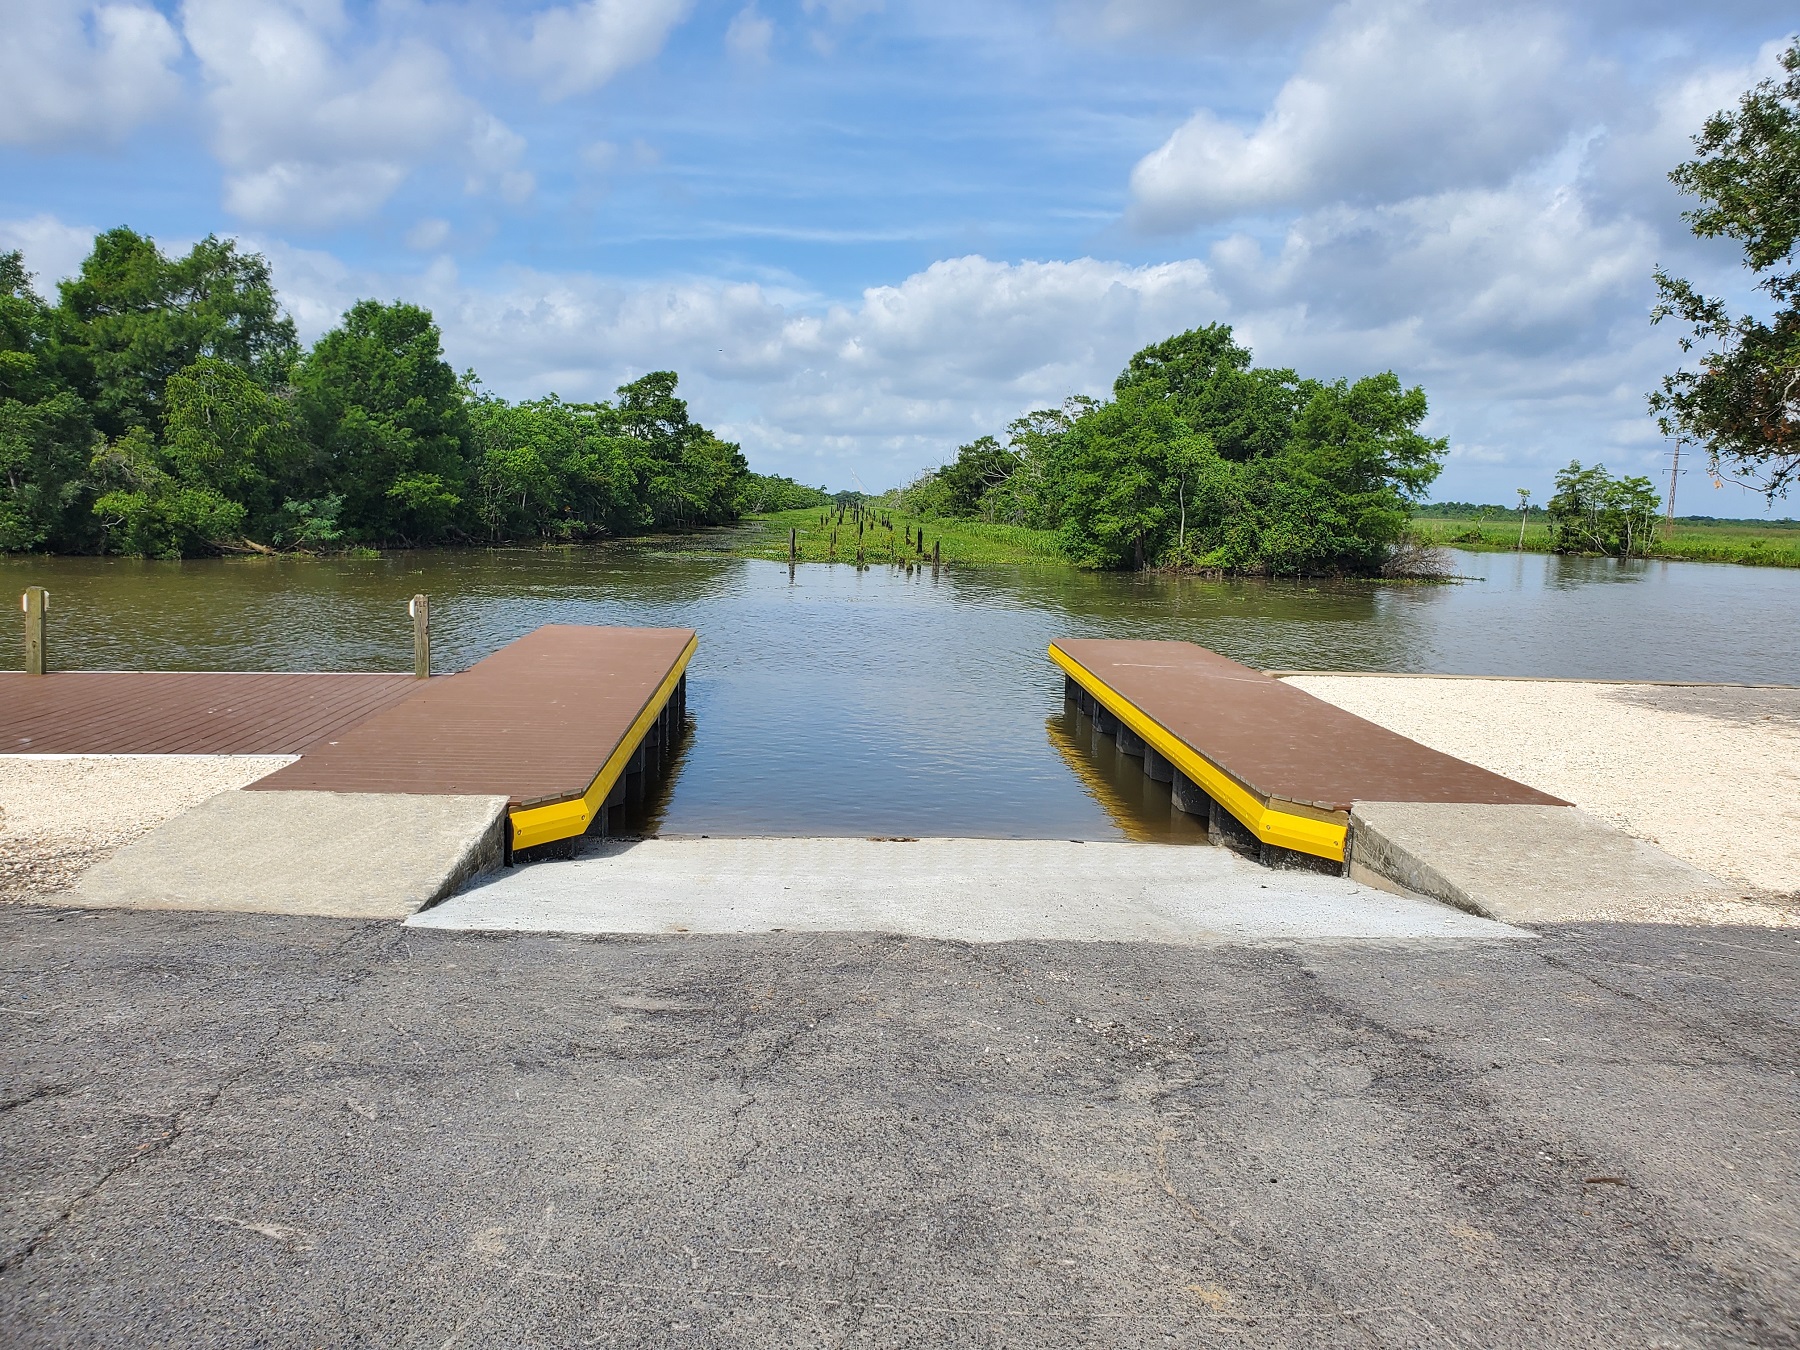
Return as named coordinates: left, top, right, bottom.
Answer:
left=250, top=625, right=696, bottom=850
left=0, top=671, right=420, bottom=755
left=1049, top=638, right=1563, bottom=866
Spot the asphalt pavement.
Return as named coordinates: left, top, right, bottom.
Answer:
left=2, top=905, right=1797, bottom=1348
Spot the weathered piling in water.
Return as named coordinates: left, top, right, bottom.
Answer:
left=1143, top=745, right=1174, bottom=782
left=789, top=527, right=797, bottom=562
left=410, top=594, right=430, bottom=678
left=21, top=586, right=47, bottom=676
left=933, top=540, right=941, bottom=565
left=1117, top=723, right=1146, bottom=757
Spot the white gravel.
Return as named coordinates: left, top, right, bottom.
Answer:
left=1285, top=676, right=1800, bottom=896
left=0, top=755, right=293, bottom=901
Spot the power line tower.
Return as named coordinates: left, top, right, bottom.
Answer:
left=1665, top=437, right=1686, bottom=536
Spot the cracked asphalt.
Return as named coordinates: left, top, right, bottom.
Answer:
left=2, top=906, right=1797, bottom=1348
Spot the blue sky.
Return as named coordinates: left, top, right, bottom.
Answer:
left=2, top=0, right=1795, bottom=513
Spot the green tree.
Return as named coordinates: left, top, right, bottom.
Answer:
left=612, top=371, right=748, bottom=530
left=88, top=426, right=246, bottom=559
left=296, top=300, right=469, bottom=544
left=1651, top=39, right=1800, bottom=498
left=1546, top=462, right=1662, bottom=558
left=737, top=472, right=831, bottom=514
left=0, top=252, right=92, bottom=550
left=162, top=357, right=307, bottom=532
left=54, top=229, right=297, bottom=442
left=1053, top=389, right=1185, bottom=569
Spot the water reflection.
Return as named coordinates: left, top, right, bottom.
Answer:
left=1, top=544, right=1795, bottom=838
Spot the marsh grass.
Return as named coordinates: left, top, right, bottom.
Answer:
left=736, top=508, right=1067, bottom=567
left=1412, top=514, right=1800, bottom=569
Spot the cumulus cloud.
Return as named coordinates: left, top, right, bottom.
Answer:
left=0, top=0, right=184, bottom=146
left=182, top=0, right=529, bottom=228
left=514, top=0, right=694, bottom=100
left=1129, top=0, right=1585, bottom=230
left=264, top=250, right=1222, bottom=479
left=0, top=214, right=101, bottom=291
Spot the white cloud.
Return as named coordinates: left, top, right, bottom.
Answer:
left=0, top=0, right=184, bottom=146
left=0, top=214, right=100, bottom=291
left=182, top=0, right=529, bottom=227
left=726, top=5, right=775, bottom=64
left=515, top=0, right=694, bottom=100
left=1129, top=0, right=1584, bottom=230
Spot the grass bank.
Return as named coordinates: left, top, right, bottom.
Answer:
left=1413, top=515, right=1800, bottom=568
left=735, top=508, right=1068, bottom=567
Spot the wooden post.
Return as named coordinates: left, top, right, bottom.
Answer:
left=22, top=587, right=47, bottom=676
left=410, top=593, right=430, bottom=678
left=789, top=527, right=797, bottom=562
left=933, top=540, right=941, bottom=565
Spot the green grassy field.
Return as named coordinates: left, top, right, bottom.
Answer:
left=1412, top=515, right=1800, bottom=568
left=735, top=508, right=1068, bottom=567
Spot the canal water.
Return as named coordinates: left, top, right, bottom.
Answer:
left=3, top=544, right=1796, bottom=841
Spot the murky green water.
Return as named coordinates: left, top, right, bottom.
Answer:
left=3, top=541, right=1795, bottom=840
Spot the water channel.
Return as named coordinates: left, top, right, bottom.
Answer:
left=3, top=543, right=1796, bottom=841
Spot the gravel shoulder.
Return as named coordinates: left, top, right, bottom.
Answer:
left=1286, top=676, right=1800, bottom=897
left=0, top=756, right=294, bottom=902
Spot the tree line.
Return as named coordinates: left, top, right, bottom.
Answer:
left=899, top=324, right=1448, bottom=575
left=0, top=227, right=827, bottom=558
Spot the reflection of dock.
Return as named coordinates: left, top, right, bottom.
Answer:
left=1049, top=638, right=1562, bottom=872
left=1043, top=711, right=1205, bottom=844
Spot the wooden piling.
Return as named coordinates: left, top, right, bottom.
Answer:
left=789, top=527, right=797, bottom=562
left=410, top=594, right=430, bottom=678
left=933, top=540, right=941, bottom=565
left=21, top=586, right=47, bottom=676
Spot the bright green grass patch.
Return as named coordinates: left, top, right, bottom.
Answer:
left=1412, top=515, right=1800, bottom=568
left=736, top=507, right=1069, bottom=567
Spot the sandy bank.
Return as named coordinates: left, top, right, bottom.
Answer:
left=1285, top=675, right=1800, bottom=897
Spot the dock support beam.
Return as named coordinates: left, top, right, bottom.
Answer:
left=410, top=594, right=430, bottom=678
left=21, top=587, right=47, bottom=676
left=1143, top=745, right=1173, bottom=783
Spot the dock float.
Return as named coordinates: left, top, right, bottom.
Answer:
left=249, top=625, right=696, bottom=852
left=1049, top=638, right=1564, bottom=872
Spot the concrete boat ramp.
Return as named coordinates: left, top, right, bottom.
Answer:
left=410, top=836, right=1525, bottom=946
left=3, top=626, right=1736, bottom=931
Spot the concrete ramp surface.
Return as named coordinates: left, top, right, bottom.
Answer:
left=410, top=836, right=1530, bottom=946
left=68, top=789, right=509, bottom=918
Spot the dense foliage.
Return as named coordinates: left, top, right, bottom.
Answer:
left=1545, top=461, right=1663, bottom=558
left=898, top=325, right=1447, bottom=574
left=1, top=229, right=754, bottom=557
left=1651, top=39, right=1800, bottom=500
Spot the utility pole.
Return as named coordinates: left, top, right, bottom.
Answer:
left=1665, top=438, right=1683, bottom=536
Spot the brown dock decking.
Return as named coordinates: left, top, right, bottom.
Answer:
left=249, top=625, right=697, bottom=850
left=0, top=671, right=421, bottom=755
left=1050, top=638, right=1563, bottom=863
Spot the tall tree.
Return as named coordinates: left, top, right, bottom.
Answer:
left=296, top=300, right=469, bottom=544
left=1651, top=40, right=1800, bottom=499
left=55, top=229, right=298, bottom=441
left=0, top=252, right=92, bottom=550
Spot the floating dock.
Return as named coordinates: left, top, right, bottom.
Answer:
left=1049, top=638, right=1564, bottom=871
left=248, top=625, right=696, bottom=851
